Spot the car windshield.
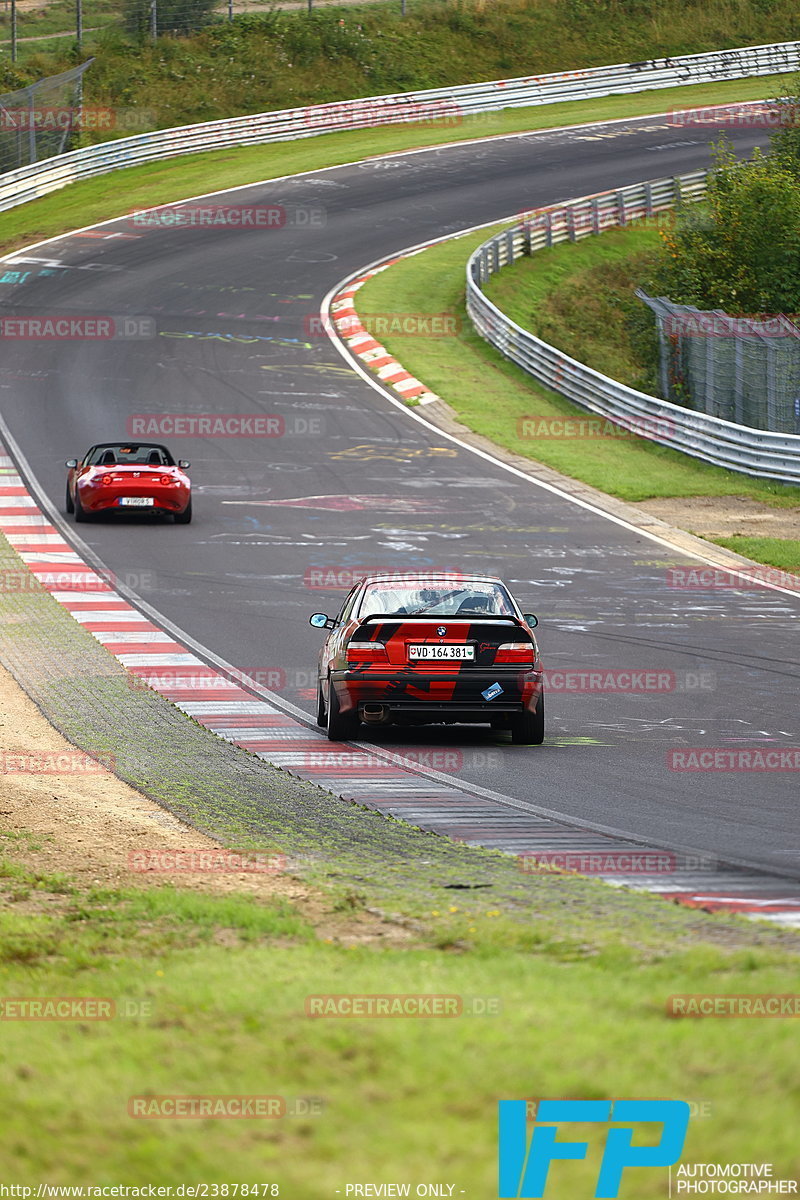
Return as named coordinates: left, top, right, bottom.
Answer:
left=359, top=580, right=516, bottom=618
left=87, top=444, right=174, bottom=467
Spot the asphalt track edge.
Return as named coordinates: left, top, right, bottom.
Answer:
left=4, top=409, right=799, bottom=891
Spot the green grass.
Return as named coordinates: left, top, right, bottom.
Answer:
left=355, top=221, right=800, bottom=512
left=709, top=535, right=800, bottom=572
left=483, top=222, right=662, bottom=393
left=1, top=841, right=799, bottom=1189
left=4, top=0, right=800, bottom=116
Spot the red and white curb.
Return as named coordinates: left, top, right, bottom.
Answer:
left=1, top=448, right=800, bottom=927
left=330, top=261, right=440, bottom=406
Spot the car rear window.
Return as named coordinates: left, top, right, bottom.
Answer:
left=88, top=445, right=174, bottom=467
left=358, top=580, right=515, bottom=618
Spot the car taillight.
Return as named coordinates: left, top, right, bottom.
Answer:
left=495, top=642, right=535, bottom=665
left=346, top=641, right=389, bottom=664
left=102, top=474, right=113, bottom=485
left=160, top=475, right=171, bottom=485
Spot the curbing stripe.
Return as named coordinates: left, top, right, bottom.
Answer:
left=1, top=440, right=799, bottom=924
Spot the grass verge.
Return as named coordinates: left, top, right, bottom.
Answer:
left=0, top=73, right=795, bottom=260
left=1, top=831, right=800, bottom=1189
left=708, top=535, right=800, bottom=572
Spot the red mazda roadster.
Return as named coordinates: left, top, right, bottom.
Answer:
left=65, top=443, right=192, bottom=524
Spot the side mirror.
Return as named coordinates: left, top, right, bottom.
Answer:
left=523, top=613, right=538, bottom=628
left=178, top=460, right=191, bottom=469
left=65, top=459, right=78, bottom=469
left=310, top=612, right=336, bottom=630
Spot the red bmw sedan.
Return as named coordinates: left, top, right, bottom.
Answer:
left=310, top=572, right=544, bottom=744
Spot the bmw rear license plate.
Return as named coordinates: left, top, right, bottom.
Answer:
left=119, top=497, right=154, bottom=507
left=408, top=644, right=474, bottom=661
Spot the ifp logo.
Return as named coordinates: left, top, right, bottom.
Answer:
left=498, top=1099, right=690, bottom=1197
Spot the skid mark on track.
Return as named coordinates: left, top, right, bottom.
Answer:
left=1, top=443, right=799, bottom=926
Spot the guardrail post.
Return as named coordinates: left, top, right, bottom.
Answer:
left=505, top=230, right=515, bottom=263
left=545, top=212, right=553, bottom=249
left=644, top=181, right=654, bottom=217
left=492, top=238, right=500, bottom=275
left=616, top=191, right=626, bottom=227
left=765, top=339, right=778, bottom=431
left=734, top=337, right=744, bottom=424
left=591, top=198, right=600, bottom=234
left=567, top=208, right=576, bottom=242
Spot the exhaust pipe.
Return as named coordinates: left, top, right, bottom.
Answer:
left=361, top=703, right=390, bottom=724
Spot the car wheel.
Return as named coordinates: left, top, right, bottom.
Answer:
left=65, top=484, right=74, bottom=514
left=326, top=678, right=359, bottom=742
left=511, top=691, right=544, bottom=746
left=316, top=680, right=326, bottom=728
left=174, top=499, right=192, bottom=525
left=73, top=489, right=88, bottom=523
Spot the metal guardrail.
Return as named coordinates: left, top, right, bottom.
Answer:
left=465, top=173, right=800, bottom=485
left=1, top=39, right=800, bottom=214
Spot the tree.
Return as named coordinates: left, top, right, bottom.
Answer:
left=649, top=138, right=800, bottom=315
left=768, top=75, right=800, bottom=178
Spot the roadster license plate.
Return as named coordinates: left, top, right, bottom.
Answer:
left=119, top=497, right=154, bottom=507
left=408, top=644, right=474, bottom=661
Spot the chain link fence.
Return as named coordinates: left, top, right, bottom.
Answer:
left=0, top=61, right=92, bottom=172
left=1, top=0, right=393, bottom=60
left=637, top=291, right=800, bottom=435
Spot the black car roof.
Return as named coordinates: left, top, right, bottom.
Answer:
left=86, top=442, right=173, bottom=452
left=361, top=572, right=504, bottom=584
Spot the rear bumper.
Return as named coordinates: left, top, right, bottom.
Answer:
left=331, top=668, right=543, bottom=719
left=81, top=489, right=190, bottom=514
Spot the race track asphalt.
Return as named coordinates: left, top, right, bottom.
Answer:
left=2, top=112, right=798, bottom=878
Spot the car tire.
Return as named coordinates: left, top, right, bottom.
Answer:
left=174, top=499, right=192, bottom=525
left=65, top=484, right=74, bottom=514
left=73, top=490, right=88, bottom=522
left=316, top=680, right=326, bottom=728
left=326, top=678, right=359, bottom=742
left=511, top=691, right=544, bottom=746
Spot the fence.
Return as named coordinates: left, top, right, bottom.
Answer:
left=465, top=175, right=800, bottom=485
left=0, top=0, right=390, bottom=58
left=637, top=293, right=800, bottom=436
left=0, top=63, right=92, bottom=174
left=2, top=38, right=800, bottom=201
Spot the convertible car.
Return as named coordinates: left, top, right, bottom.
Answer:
left=310, top=572, right=544, bottom=744
left=65, top=442, right=192, bottom=524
